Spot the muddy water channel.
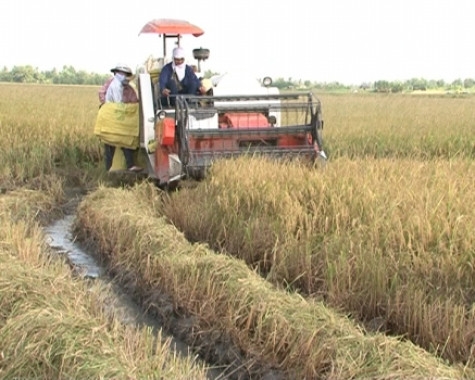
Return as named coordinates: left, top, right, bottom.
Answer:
left=44, top=213, right=225, bottom=379
left=46, top=215, right=102, bottom=278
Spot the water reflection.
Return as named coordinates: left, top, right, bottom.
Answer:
left=45, top=214, right=102, bottom=278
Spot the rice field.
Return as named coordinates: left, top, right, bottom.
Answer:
left=321, top=92, right=475, bottom=159
left=0, top=82, right=474, bottom=378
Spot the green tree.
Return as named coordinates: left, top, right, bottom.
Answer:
left=409, top=77, right=427, bottom=91
left=390, top=81, right=403, bottom=93
left=374, top=80, right=390, bottom=93
left=0, top=66, right=10, bottom=82
left=57, top=65, right=77, bottom=84
left=463, top=78, right=475, bottom=88
left=11, top=65, right=36, bottom=83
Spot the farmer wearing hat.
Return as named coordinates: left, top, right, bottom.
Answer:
left=99, top=64, right=142, bottom=172
left=159, top=47, right=206, bottom=107
left=98, top=64, right=136, bottom=104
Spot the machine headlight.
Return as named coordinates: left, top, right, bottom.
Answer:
left=262, top=77, right=273, bottom=87
left=268, top=115, right=277, bottom=126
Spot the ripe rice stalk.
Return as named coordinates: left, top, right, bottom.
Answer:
left=73, top=183, right=472, bottom=379
left=162, top=155, right=475, bottom=367
left=0, top=84, right=101, bottom=186
left=319, top=93, right=475, bottom=159
left=0, top=254, right=207, bottom=379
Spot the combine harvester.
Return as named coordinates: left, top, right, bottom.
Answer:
left=113, top=19, right=327, bottom=187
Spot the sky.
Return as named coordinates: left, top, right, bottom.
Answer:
left=2, top=0, right=475, bottom=84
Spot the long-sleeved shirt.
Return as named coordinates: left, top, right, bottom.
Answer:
left=159, top=62, right=201, bottom=95
left=99, top=77, right=113, bottom=104
left=103, top=76, right=138, bottom=104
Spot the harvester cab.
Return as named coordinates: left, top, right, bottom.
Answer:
left=135, top=19, right=326, bottom=187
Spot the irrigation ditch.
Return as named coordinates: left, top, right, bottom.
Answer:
left=43, top=186, right=283, bottom=380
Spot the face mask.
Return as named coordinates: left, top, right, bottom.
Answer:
left=115, top=73, right=129, bottom=84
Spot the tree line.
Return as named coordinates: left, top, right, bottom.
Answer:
left=0, top=65, right=110, bottom=85
left=370, top=78, right=475, bottom=93
left=1, top=65, right=474, bottom=93
left=269, top=77, right=475, bottom=92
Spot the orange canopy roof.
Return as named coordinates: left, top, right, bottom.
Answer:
left=139, top=19, right=204, bottom=37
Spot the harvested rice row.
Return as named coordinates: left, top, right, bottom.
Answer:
left=0, top=188, right=208, bottom=379
left=74, top=183, right=471, bottom=379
